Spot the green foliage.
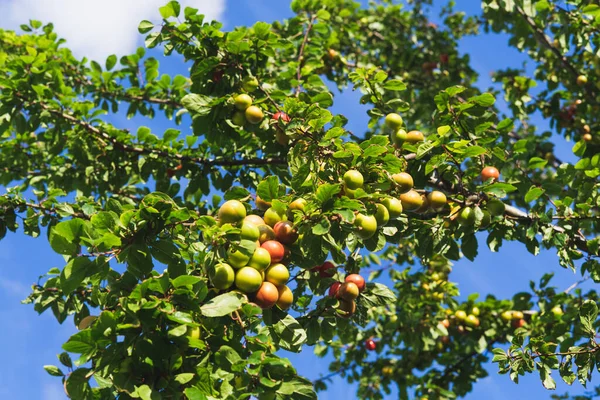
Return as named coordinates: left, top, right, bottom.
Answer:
left=0, top=0, right=599, bottom=399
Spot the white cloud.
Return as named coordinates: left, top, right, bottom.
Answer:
left=0, top=0, right=226, bottom=61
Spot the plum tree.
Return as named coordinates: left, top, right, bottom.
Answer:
left=1, top=1, right=599, bottom=399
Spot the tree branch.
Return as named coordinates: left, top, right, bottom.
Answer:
left=295, top=14, right=317, bottom=97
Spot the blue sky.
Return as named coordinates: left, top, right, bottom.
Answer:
left=0, top=1, right=593, bottom=399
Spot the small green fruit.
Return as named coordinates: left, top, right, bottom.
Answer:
left=211, top=263, right=235, bottom=290
left=343, top=170, right=364, bottom=190
left=234, top=94, right=253, bottom=110
left=242, top=76, right=259, bottom=92
left=375, top=203, right=390, bottom=226
left=354, top=213, right=378, bottom=239
left=385, top=113, right=403, bottom=130
left=381, top=197, right=403, bottom=219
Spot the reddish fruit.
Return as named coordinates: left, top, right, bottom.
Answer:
left=365, top=338, right=376, bottom=351
left=254, top=282, right=279, bottom=309
left=440, top=54, right=449, bottom=64
left=338, top=282, right=360, bottom=301
left=273, top=221, right=298, bottom=245
left=481, top=166, right=500, bottom=182
left=328, top=282, right=342, bottom=297
left=212, top=69, right=224, bottom=82
left=441, top=319, right=450, bottom=329
left=318, top=261, right=336, bottom=278
left=441, top=336, right=450, bottom=345
left=345, top=274, right=365, bottom=292
left=583, top=133, right=593, bottom=142
left=261, top=240, right=285, bottom=263
left=273, top=111, right=291, bottom=123
left=512, top=318, right=526, bottom=329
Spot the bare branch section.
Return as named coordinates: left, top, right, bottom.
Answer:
left=295, top=14, right=317, bottom=97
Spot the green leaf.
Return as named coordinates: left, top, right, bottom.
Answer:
left=470, top=93, right=495, bottom=107
left=138, top=20, right=154, bottom=34
left=579, top=300, right=598, bottom=337
left=270, top=314, right=307, bottom=352
left=61, top=258, right=94, bottom=293
left=383, top=79, right=406, bottom=91
left=172, top=275, right=203, bottom=287
left=159, top=1, right=180, bottom=18
left=44, top=365, right=64, bottom=377
left=524, top=186, right=545, bottom=203
left=182, top=94, right=213, bottom=116
left=528, top=157, right=548, bottom=170
left=184, top=387, right=208, bottom=400
left=257, top=176, right=281, bottom=202
left=105, top=54, right=117, bottom=70
left=315, top=184, right=341, bottom=205
left=200, top=292, right=247, bottom=317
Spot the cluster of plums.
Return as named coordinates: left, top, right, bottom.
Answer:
left=231, top=76, right=264, bottom=127
left=327, top=272, right=367, bottom=318
left=210, top=198, right=299, bottom=310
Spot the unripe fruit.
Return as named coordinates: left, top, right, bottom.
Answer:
left=381, top=197, right=403, bottom=219
left=257, top=224, right=276, bottom=243
left=187, top=326, right=201, bottom=340
left=245, top=105, right=264, bottom=124
left=345, top=274, right=366, bottom=292
left=479, top=210, right=492, bottom=229
left=254, top=282, right=279, bottom=309
left=327, top=48, right=339, bottom=60
left=211, top=263, right=235, bottom=290
left=577, top=74, right=588, bottom=86
left=273, top=221, right=298, bottom=245
left=255, top=196, right=271, bottom=211
left=232, top=111, right=246, bottom=126
left=235, top=267, right=263, bottom=293
left=339, top=282, right=360, bottom=301
left=354, top=213, right=378, bottom=239
left=583, top=133, right=593, bottom=142
left=227, top=248, right=251, bottom=269
left=551, top=306, right=564, bottom=317
left=487, top=198, right=506, bottom=216
left=457, top=207, right=476, bottom=226
left=391, top=129, right=408, bottom=146
left=241, top=221, right=260, bottom=241
left=264, top=207, right=286, bottom=227
left=234, top=94, right=252, bottom=110
left=276, top=285, right=293, bottom=310
left=385, top=113, right=403, bottom=130
left=337, top=299, right=356, bottom=317
left=273, top=111, right=291, bottom=123
left=276, top=130, right=288, bottom=146
left=406, top=130, right=425, bottom=143
left=329, top=282, right=342, bottom=297
left=261, top=240, right=285, bottom=263
left=414, top=194, right=430, bottom=215
left=382, top=366, right=394, bottom=377
left=427, top=191, right=447, bottom=212
left=248, top=247, right=272, bottom=271
left=472, top=306, right=480, bottom=316
left=245, top=214, right=265, bottom=225
left=481, top=166, right=500, bottom=182
left=343, top=169, right=364, bottom=190
left=375, top=203, right=390, bottom=226
left=265, top=263, right=290, bottom=286
left=391, top=172, right=414, bottom=193
left=289, top=198, right=307, bottom=213
left=242, top=76, right=259, bottom=92
left=218, top=200, right=247, bottom=225
left=454, top=310, right=467, bottom=321
left=399, top=190, right=423, bottom=211
left=465, top=314, right=480, bottom=327
left=319, top=261, right=336, bottom=278
left=512, top=311, right=524, bottom=320
left=365, top=338, right=376, bottom=351
left=501, top=311, right=513, bottom=321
